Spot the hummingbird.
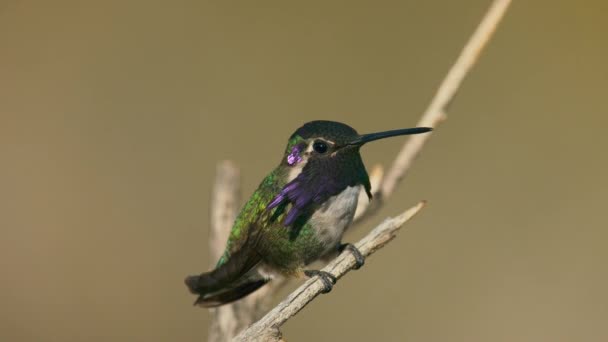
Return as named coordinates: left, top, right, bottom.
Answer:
left=185, top=120, right=431, bottom=307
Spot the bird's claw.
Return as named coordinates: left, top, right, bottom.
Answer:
left=304, top=270, right=337, bottom=293
left=339, top=243, right=365, bottom=269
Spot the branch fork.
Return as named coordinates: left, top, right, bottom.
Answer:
left=202, top=0, right=512, bottom=340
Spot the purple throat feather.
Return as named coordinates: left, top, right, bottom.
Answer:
left=267, top=145, right=306, bottom=226
left=286, top=145, right=303, bottom=165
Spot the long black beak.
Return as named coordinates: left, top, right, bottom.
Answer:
left=348, top=127, right=433, bottom=146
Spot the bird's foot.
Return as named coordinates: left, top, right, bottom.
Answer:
left=339, top=243, right=365, bottom=269
left=304, top=270, right=337, bottom=293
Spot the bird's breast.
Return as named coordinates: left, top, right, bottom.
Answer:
left=309, top=185, right=361, bottom=253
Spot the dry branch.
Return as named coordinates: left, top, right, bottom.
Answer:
left=354, top=0, right=512, bottom=222
left=207, top=161, right=241, bottom=342
left=234, top=202, right=426, bottom=342
left=207, top=162, right=286, bottom=342
left=204, top=0, right=512, bottom=339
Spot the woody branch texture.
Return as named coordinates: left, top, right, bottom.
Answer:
left=205, top=0, right=512, bottom=340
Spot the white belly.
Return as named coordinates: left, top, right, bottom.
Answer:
left=310, top=185, right=361, bottom=252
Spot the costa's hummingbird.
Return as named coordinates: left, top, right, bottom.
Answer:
left=185, top=120, right=431, bottom=307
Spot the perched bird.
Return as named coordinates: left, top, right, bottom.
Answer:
left=185, top=120, right=431, bottom=307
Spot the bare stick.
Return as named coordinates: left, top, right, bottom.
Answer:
left=207, top=161, right=241, bottom=342
left=234, top=202, right=426, bottom=342
left=206, top=0, right=512, bottom=339
left=208, top=161, right=240, bottom=262
left=354, top=0, right=512, bottom=222
left=207, top=162, right=288, bottom=342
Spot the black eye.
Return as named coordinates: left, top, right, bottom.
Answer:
left=313, top=141, right=328, bottom=154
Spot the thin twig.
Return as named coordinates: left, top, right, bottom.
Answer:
left=355, top=0, right=512, bottom=222
left=205, top=0, right=512, bottom=339
left=207, top=161, right=241, bottom=342
left=234, top=202, right=426, bottom=342
left=209, top=161, right=240, bottom=261
left=207, top=162, right=286, bottom=341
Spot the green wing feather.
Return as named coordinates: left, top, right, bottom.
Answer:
left=216, top=165, right=326, bottom=274
left=216, top=168, right=286, bottom=266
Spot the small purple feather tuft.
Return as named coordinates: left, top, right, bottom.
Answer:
left=287, top=146, right=303, bottom=165
left=284, top=208, right=301, bottom=226
left=267, top=194, right=285, bottom=209
left=267, top=182, right=297, bottom=210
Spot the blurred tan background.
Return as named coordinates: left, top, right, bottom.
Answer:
left=1, top=0, right=607, bottom=341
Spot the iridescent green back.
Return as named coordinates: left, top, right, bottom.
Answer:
left=215, top=132, right=356, bottom=274
left=216, top=165, right=326, bottom=274
left=216, top=167, right=285, bottom=267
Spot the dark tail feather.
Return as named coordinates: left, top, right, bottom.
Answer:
left=184, top=267, right=267, bottom=307
left=185, top=222, right=270, bottom=307
left=184, top=238, right=266, bottom=306
left=186, top=276, right=270, bottom=307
